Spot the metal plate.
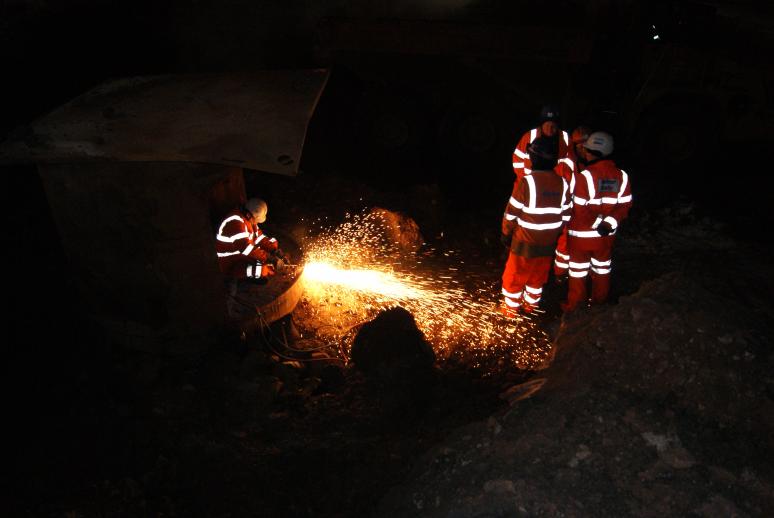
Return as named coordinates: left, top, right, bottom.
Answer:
left=0, top=70, right=329, bottom=175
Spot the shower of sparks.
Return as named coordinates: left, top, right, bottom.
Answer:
left=297, top=210, right=552, bottom=371
left=304, top=262, right=423, bottom=300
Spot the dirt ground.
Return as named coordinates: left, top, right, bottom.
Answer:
left=376, top=259, right=774, bottom=517
left=6, top=167, right=774, bottom=517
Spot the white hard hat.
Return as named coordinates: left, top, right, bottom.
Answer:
left=245, top=197, right=268, bottom=223
left=583, top=131, right=614, bottom=157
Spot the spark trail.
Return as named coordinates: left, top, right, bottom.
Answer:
left=298, top=210, right=552, bottom=371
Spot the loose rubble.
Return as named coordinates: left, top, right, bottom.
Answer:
left=375, top=262, right=774, bottom=517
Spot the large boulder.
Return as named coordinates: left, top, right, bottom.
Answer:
left=351, top=306, right=435, bottom=378
left=368, top=207, right=425, bottom=253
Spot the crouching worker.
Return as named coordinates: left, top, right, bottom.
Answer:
left=500, top=137, right=571, bottom=316
left=216, top=197, right=287, bottom=285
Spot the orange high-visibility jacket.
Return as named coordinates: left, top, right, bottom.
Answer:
left=512, top=128, right=570, bottom=180
left=502, top=169, right=571, bottom=257
left=215, top=208, right=279, bottom=278
left=567, top=159, right=632, bottom=241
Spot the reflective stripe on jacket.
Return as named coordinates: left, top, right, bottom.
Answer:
left=567, top=159, right=632, bottom=239
left=215, top=209, right=278, bottom=277
left=512, top=128, right=570, bottom=180
left=502, top=170, right=571, bottom=257
left=555, top=155, right=577, bottom=183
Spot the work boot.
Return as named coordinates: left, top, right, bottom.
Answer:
left=498, top=304, right=520, bottom=319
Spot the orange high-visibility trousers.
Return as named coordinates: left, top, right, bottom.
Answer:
left=565, top=237, right=614, bottom=310
left=501, top=253, right=553, bottom=311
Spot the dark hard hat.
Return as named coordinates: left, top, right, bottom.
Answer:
left=539, top=105, right=561, bottom=123
left=528, top=136, right=558, bottom=161
left=528, top=136, right=559, bottom=170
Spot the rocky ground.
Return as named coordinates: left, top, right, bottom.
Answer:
left=6, top=166, right=774, bottom=517
left=376, top=263, right=774, bottom=517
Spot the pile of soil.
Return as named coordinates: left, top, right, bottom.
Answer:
left=375, top=252, right=774, bottom=516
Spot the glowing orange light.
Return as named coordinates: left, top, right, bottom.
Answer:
left=303, top=261, right=423, bottom=300
left=297, top=210, right=553, bottom=370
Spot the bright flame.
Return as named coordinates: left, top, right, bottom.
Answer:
left=304, top=261, right=423, bottom=299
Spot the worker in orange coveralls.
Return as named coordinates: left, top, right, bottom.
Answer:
left=215, top=197, right=285, bottom=283
left=562, top=131, right=632, bottom=312
left=511, top=105, right=570, bottom=182
left=553, top=125, right=592, bottom=280
left=501, top=137, right=572, bottom=316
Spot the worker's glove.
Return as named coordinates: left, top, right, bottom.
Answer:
left=596, top=221, right=613, bottom=237
left=260, top=264, right=276, bottom=278
left=500, top=233, right=512, bottom=249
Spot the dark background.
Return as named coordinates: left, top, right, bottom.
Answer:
left=3, top=0, right=774, bottom=515
left=4, top=0, right=774, bottom=207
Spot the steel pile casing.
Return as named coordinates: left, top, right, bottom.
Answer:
left=3, top=71, right=328, bottom=355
